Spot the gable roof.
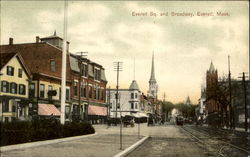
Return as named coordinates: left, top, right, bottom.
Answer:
left=0, top=52, right=16, bottom=69
left=0, top=52, right=31, bottom=79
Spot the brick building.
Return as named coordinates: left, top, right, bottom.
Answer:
left=0, top=32, right=107, bottom=122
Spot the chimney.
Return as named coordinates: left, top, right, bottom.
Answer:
left=9, top=38, right=13, bottom=45
left=36, top=36, right=40, bottom=43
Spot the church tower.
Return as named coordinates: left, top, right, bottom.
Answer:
left=148, top=53, right=158, bottom=98
left=206, top=61, right=218, bottom=98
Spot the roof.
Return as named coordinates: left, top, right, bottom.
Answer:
left=101, top=69, right=107, bottom=82
left=69, top=55, right=80, bottom=72
left=0, top=52, right=31, bottom=79
left=0, top=52, right=16, bottom=69
left=40, top=31, right=63, bottom=40
left=209, top=61, right=216, bottom=72
left=129, top=80, right=139, bottom=90
left=0, top=42, right=71, bottom=80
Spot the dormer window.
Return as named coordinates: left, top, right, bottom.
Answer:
left=50, top=60, right=56, bottom=72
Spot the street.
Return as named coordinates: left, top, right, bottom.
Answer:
left=1, top=124, right=249, bottom=157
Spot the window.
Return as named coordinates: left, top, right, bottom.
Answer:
left=7, top=66, right=14, bottom=76
left=1, top=81, right=9, bottom=93
left=29, top=83, right=35, bottom=98
left=50, top=60, right=56, bottom=72
left=135, top=103, right=137, bottom=109
left=83, top=84, right=86, bottom=97
left=12, top=104, right=16, bottom=112
left=80, top=83, right=84, bottom=97
left=135, top=93, right=138, bottom=99
left=89, top=86, right=92, bottom=98
left=18, top=69, right=22, bottom=78
left=10, top=82, right=17, bottom=94
left=19, top=84, right=26, bottom=95
left=94, top=69, right=101, bottom=81
left=48, top=85, right=53, bottom=91
left=66, top=88, right=70, bottom=101
left=131, top=102, right=134, bottom=109
left=74, top=81, right=78, bottom=96
left=81, top=64, right=88, bottom=77
left=2, top=101, right=9, bottom=112
left=131, top=93, right=134, bottom=99
left=94, top=87, right=97, bottom=99
left=40, top=84, right=45, bottom=98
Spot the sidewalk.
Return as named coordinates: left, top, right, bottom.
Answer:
left=1, top=125, right=144, bottom=157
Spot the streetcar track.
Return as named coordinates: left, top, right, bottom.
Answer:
left=180, top=125, right=250, bottom=157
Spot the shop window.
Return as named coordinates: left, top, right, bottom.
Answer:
left=2, top=101, right=9, bottom=112
left=1, top=81, right=9, bottom=93
left=7, top=66, right=14, bottom=76
left=10, top=82, right=17, bottom=94
left=29, top=83, right=35, bottom=98
left=19, top=84, right=26, bottom=95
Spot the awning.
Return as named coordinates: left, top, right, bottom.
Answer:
left=88, top=105, right=107, bottom=116
left=132, top=112, right=148, bottom=118
left=38, top=104, right=61, bottom=116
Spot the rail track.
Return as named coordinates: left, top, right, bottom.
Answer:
left=180, top=125, right=250, bottom=157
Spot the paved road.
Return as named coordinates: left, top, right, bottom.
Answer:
left=126, top=125, right=208, bottom=157
left=2, top=124, right=246, bottom=157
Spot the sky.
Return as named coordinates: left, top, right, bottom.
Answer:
left=1, top=1, right=249, bottom=104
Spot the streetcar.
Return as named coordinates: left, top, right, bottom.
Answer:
left=176, top=115, right=184, bottom=126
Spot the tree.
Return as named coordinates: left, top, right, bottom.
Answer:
left=161, top=101, right=174, bottom=120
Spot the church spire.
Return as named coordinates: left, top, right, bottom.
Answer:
left=149, top=52, right=156, bottom=83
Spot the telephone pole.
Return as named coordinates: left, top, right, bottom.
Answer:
left=77, top=52, right=88, bottom=121
left=113, top=61, right=123, bottom=150
left=228, top=56, right=233, bottom=129
left=239, top=72, right=248, bottom=132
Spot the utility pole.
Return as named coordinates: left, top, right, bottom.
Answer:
left=239, top=72, right=248, bottom=132
left=113, top=62, right=123, bottom=120
left=77, top=52, right=88, bottom=121
left=113, top=61, right=123, bottom=150
left=60, top=0, right=68, bottom=125
left=107, top=86, right=111, bottom=125
left=228, top=56, right=233, bottom=129
left=243, top=72, right=248, bottom=132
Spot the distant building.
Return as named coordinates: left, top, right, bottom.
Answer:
left=205, top=61, right=220, bottom=125
left=0, top=53, right=31, bottom=122
left=185, top=96, right=191, bottom=106
left=107, top=80, right=148, bottom=118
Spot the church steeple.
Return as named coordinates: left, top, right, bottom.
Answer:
left=148, top=52, right=158, bottom=98
left=149, top=52, right=157, bottom=83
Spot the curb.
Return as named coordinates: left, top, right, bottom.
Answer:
left=114, top=136, right=149, bottom=157
left=0, top=133, right=98, bottom=152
